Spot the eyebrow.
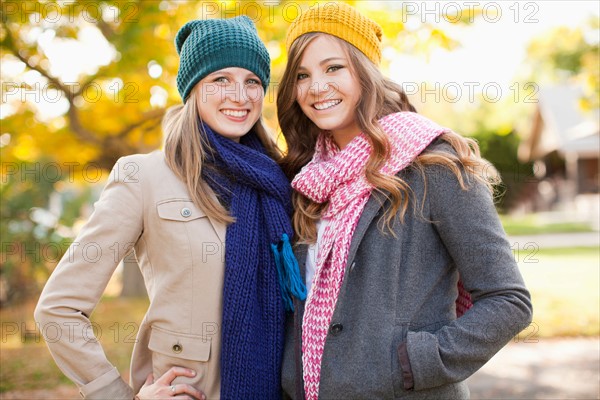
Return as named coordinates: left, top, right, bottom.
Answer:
left=298, top=57, right=346, bottom=71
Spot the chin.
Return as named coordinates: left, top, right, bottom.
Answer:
left=223, top=127, right=250, bottom=136
left=316, top=122, right=342, bottom=132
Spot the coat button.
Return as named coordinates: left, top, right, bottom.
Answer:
left=180, top=207, right=192, bottom=218
left=329, top=323, right=343, bottom=336
left=172, top=343, right=182, bottom=353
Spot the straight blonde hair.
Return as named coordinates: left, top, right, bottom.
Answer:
left=163, top=89, right=281, bottom=225
left=277, top=33, right=499, bottom=243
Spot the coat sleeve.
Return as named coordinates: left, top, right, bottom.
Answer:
left=34, top=155, right=145, bottom=399
left=402, top=163, right=533, bottom=391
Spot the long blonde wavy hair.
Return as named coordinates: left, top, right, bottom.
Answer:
left=163, top=87, right=281, bottom=225
left=277, top=33, right=499, bottom=243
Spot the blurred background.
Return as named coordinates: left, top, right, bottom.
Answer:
left=0, top=1, right=598, bottom=399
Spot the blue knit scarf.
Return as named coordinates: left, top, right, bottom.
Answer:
left=199, top=122, right=306, bottom=399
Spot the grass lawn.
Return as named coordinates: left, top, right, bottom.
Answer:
left=499, top=214, right=594, bottom=236
left=517, top=246, right=599, bottom=338
left=0, top=296, right=148, bottom=393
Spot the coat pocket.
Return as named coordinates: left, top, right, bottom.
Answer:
left=156, top=199, right=206, bottom=222
left=148, top=325, right=211, bottom=388
left=391, top=323, right=409, bottom=397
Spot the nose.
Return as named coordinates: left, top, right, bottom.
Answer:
left=223, top=81, right=246, bottom=104
left=308, top=74, right=332, bottom=96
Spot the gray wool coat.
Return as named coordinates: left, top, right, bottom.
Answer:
left=281, top=142, right=533, bottom=399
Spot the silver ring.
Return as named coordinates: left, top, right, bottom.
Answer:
left=170, top=384, right=175, bottom=393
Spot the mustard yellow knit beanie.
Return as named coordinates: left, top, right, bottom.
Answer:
left=286, top=2, right=383, bottom=65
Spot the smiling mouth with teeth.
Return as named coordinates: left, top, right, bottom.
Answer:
left=221, top=109, right=249, bottom=117
left=313, top=100, right=341, bottom=110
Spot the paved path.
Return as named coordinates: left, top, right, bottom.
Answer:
left=467, top=337, right=600, bottom=399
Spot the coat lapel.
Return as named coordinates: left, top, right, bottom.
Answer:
left=345, top=191, right=387, bottom=270
left=208, top=218, right=227, bottom=244
left=206, top=191, right=227, bottom=243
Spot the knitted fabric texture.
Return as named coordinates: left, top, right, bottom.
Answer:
left=200, top=122, right=303, bottom=399
left=286, top=2, right=383, bottom=65
left=175, top=16, right=270, bottom=102
left=292, top=112, right=472, bottom=399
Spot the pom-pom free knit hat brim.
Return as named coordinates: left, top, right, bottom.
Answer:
left=175, top=16, right=270, bottom=102
left=286, top=2, right=383, bottom=65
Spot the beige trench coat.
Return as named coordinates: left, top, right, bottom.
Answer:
left=34, top=151, right=226, bottom=399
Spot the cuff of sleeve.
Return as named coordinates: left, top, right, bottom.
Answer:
left=397, top=341, right=414, bottom=390
left=79, top=367, right=134, bottom=399
left=406, top=330, right=446, bottom=391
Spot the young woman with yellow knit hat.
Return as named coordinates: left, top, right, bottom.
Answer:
left=277, top=2, right=533, bottom=399
left=34, top=16, right=305, bottom=400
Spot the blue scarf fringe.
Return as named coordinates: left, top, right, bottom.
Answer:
left=272, top=233, right=307, bottom=312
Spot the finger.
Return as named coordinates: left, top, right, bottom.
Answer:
left=155, top=366, right=196, bottom=384
left=171, top=393, right=204, bottom=400
left=178, top=384, right=205, bottom=400
left=142, top=372, right=154, bottom=387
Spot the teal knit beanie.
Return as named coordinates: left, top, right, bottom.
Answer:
left=175, top=16, right=270, bottom=102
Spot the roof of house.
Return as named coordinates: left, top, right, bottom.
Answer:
left=519, top=84, right=599, bottom=161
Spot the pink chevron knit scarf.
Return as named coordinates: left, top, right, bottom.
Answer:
left=292, top=111, right=472, bottom=399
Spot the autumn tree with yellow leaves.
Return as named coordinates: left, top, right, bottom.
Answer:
left=1, top=0, right=473, bottom=303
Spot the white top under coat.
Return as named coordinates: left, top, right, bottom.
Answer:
left=305, top=218, right=330, bottom=295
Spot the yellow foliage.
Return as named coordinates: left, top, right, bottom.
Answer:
left=12, top=135, right=40, bottom=161
left=0, top=0, right=474, bottom=171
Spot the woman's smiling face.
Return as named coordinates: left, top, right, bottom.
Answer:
left=295, top=34, right=362, bottom=148
left=195, top=67, right=264, bottom=142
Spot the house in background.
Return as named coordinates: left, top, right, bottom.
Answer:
left=518, top=84, right=599, bottom=225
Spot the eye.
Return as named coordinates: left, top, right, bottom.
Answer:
left=213, top=76, right=229, bottom=84
left=246, top=78, right=261, bottom=86
left=297, top=73, right=308, bottom=81
left=326, top=65, right=344, bottom=73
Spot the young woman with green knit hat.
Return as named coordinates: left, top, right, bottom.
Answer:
left=277, top=2, right=532, bottom=399
left=35, top=16, right=305, bottom=400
